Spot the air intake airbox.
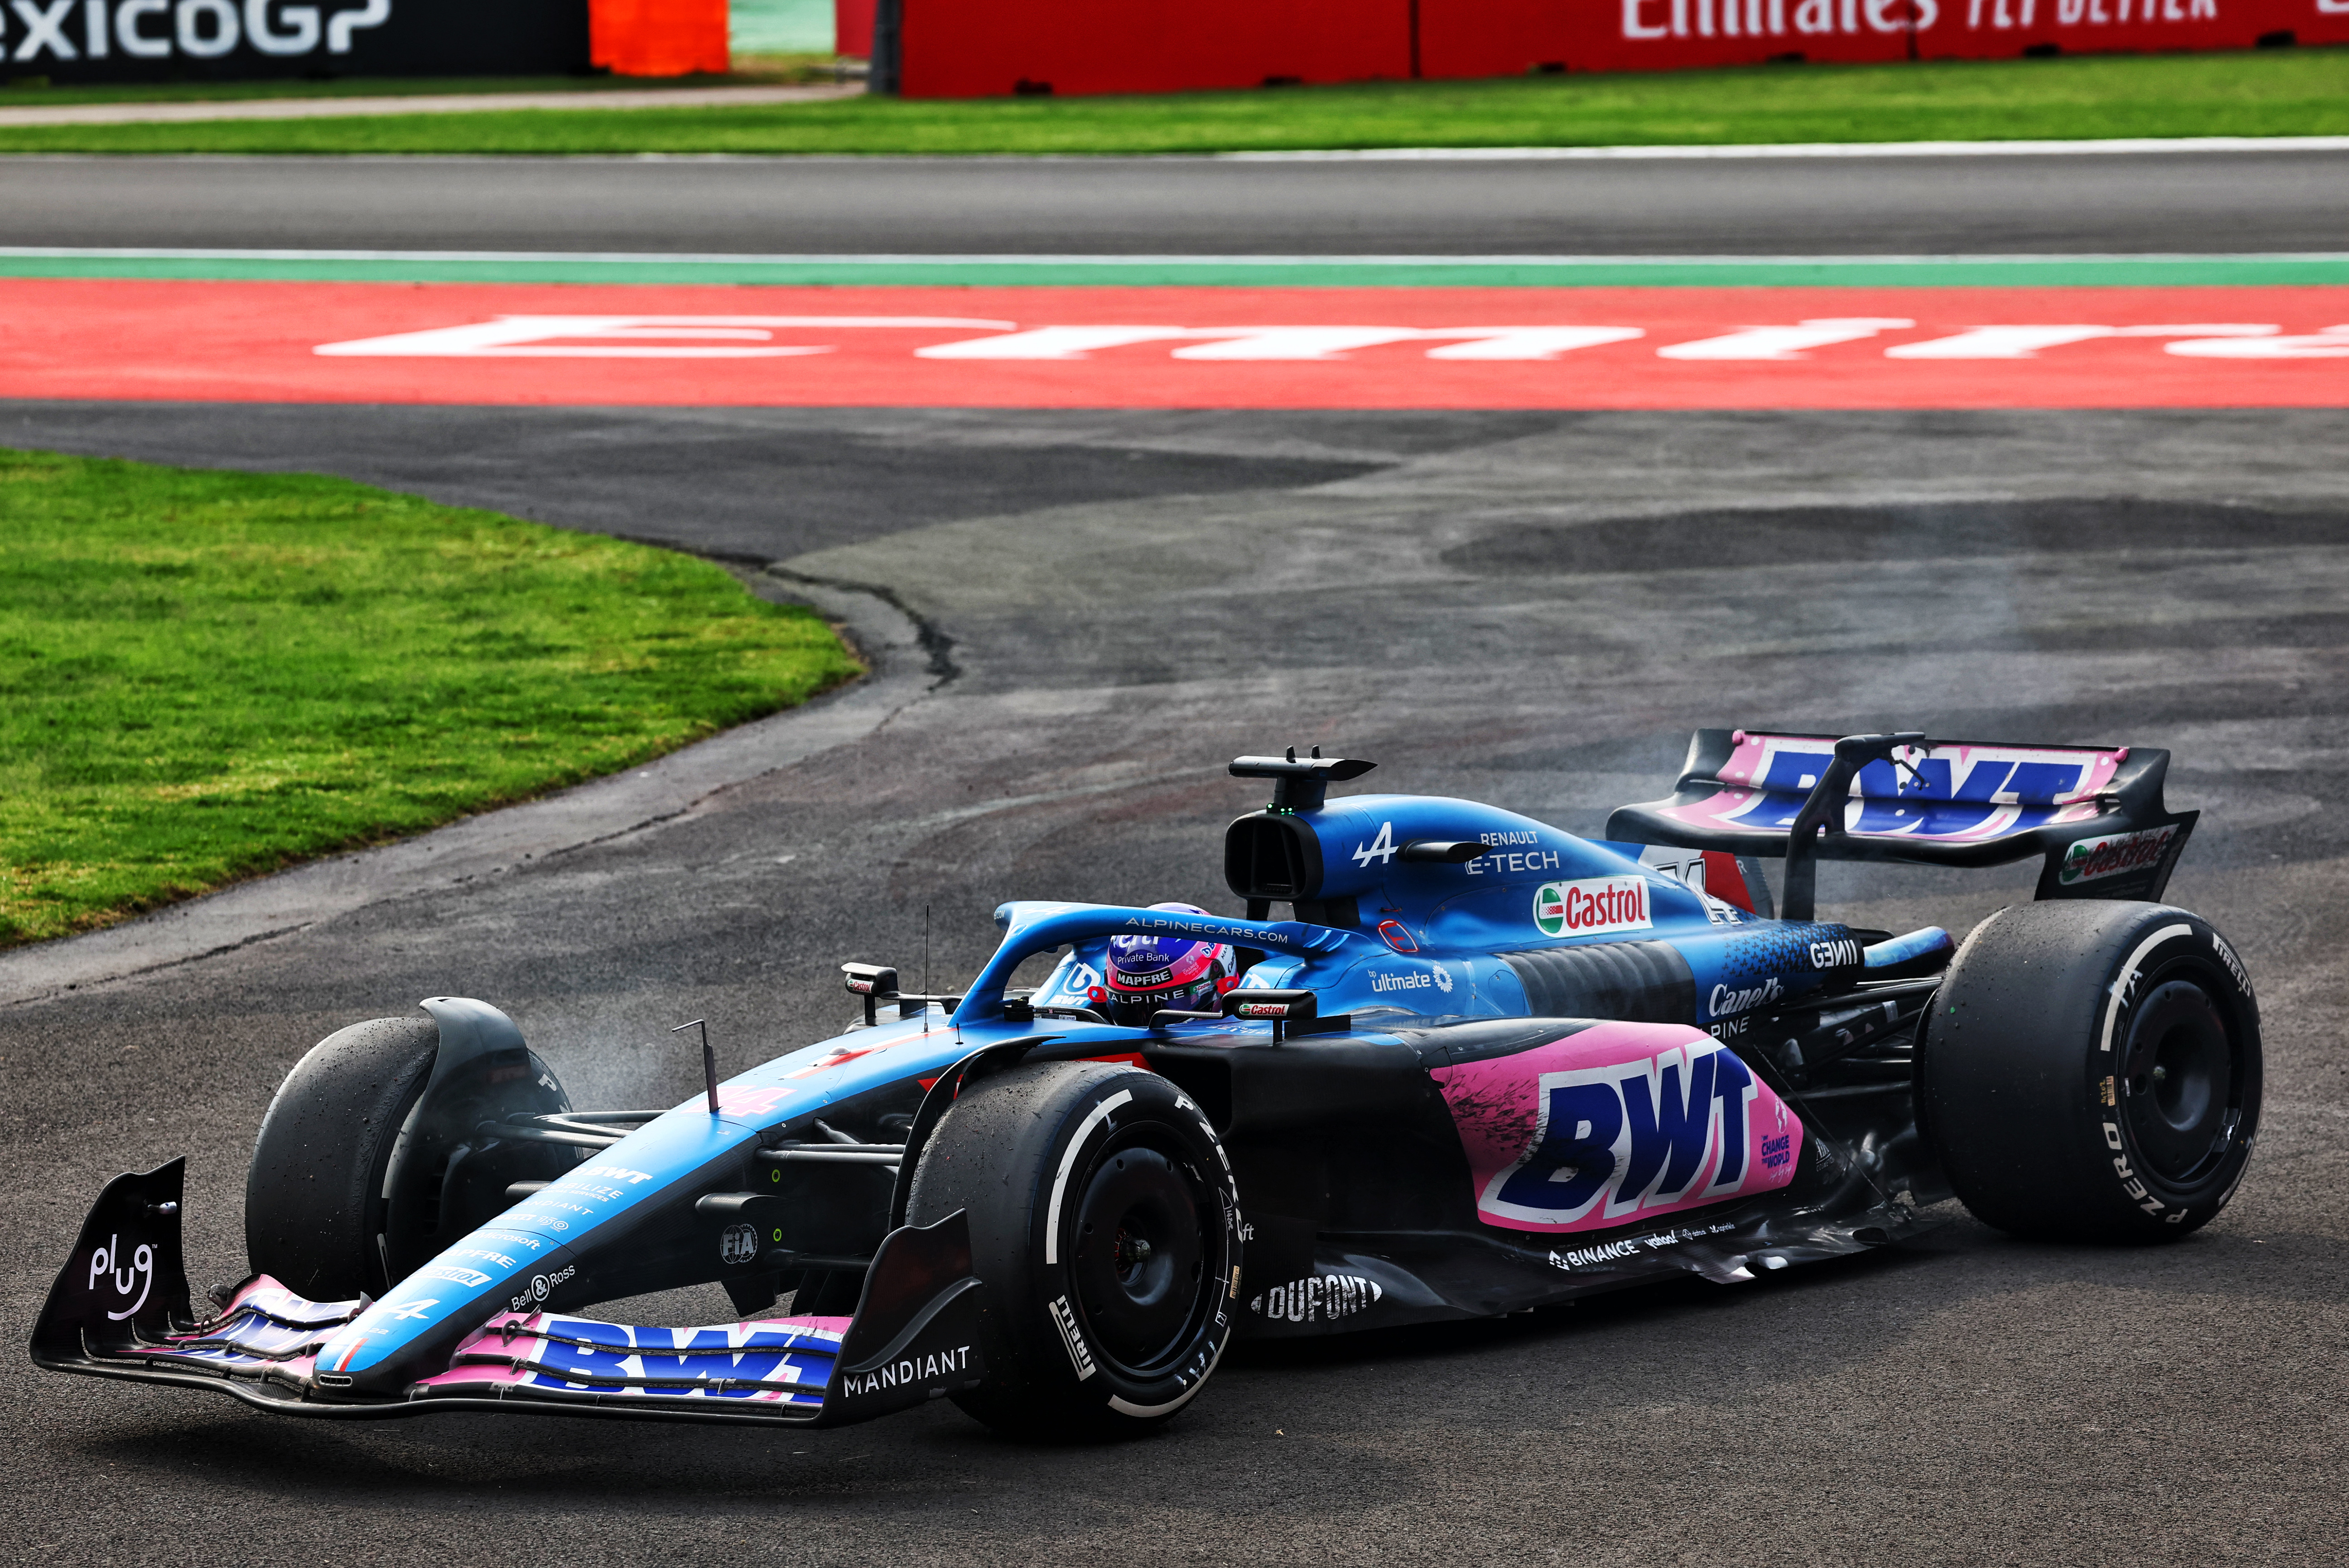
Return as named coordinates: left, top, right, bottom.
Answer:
left=1225, top=813, right=1323, bottom=902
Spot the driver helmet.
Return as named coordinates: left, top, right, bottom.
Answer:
left=1105, top=903, right=1235, bottom=1027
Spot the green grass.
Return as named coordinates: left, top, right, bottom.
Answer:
left=0, top=61, right=840, bottom=107
left=0, top=450, right=861, bottom=947
left=0, top=48, right=2339, bottom=154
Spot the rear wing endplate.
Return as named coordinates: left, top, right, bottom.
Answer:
left=1606, top=729, right=2195, bottom=904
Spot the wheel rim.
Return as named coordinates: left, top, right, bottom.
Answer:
left=2121, top=977, right=2238, bottom=1185
left=1068, top=1131, right=1215, bottom=1376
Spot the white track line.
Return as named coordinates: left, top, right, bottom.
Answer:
left=1219, top=135, right=2349, bottom=160
left=0, top=84, right=859, bottom=129
left=3, top=246, right=2345, bottom=268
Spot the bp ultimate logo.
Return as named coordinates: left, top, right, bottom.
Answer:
left=1476, top=1041, right=1802, bottom=1229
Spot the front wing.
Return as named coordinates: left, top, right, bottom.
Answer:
left=30, top=1158, right=987, bottom=1429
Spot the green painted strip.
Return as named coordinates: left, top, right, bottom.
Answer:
left=6, top=249, right=2349, bottom=288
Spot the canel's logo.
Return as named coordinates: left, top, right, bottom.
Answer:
left=1533, top=876, right=1652, bottom=938
left=1709, top=976, right=1781, bottom=1018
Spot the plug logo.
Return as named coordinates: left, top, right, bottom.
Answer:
left=88, top=1234, right=154, bottom=1322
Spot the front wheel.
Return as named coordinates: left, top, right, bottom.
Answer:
left=246, top=1004, right=578, bottom=1300
left=906, top=1062, right=1240, bottom=1439
left=1919, top=901, right=2261, bottom=1243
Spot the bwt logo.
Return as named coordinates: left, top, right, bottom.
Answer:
left=1482, top=1043, right=1767, bottom=1225
left=0, top=0, right=389, bottom=63
left=1728, top=743, right=2096, bottom=839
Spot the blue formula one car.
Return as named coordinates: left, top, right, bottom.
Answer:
left=34, top=732, right=2262, bottom=1438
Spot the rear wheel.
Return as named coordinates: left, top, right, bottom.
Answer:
left=906, top=1061, right=1240, bottom=1439
left=1919, top=901, right=2260, bottom=1242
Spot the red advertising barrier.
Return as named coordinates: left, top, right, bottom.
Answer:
left=902, top=0, right=1413, bottom=95
left=839, top=0, right=878, bottom=57
left=900, top=0, right=2349, bottom=96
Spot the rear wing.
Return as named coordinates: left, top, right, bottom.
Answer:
left=1606, top=729, right=2195, bottom=905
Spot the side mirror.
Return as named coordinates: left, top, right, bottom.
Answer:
left=1224, top=988, right=1317, bottom=1043
left=842, top=963, right=900, bottom=1028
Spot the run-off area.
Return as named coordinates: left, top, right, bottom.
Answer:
left=5, top=392, right=2348, bottom=1564
left=7, top=279, right=2345, bottom=407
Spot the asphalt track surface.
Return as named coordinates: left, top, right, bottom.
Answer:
left=2, top=146, right=2348, bottom=254
left=4, top=154, right=2349, bottom=1567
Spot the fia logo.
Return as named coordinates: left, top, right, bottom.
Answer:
left=720, top=1224, right=761, bottom=1266
left=1351, top=821, right=1397, bottom=868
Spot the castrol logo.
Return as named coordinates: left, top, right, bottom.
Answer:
left=2060, top=825, right=2177, bottom=885
left=1533, top=876, right=1653, bottom=938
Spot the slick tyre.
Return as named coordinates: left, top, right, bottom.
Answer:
left=907, top=1062, right=1240, bottom=1440
left=245, top=1015, right=439, bottom=1301
left=247, top=1009, right=577, bottom=1300
left=1920, top=902, right=2261, bottom=1243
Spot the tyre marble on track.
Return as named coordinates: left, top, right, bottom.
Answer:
left=3, top=405, right=2346, bottom=1565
